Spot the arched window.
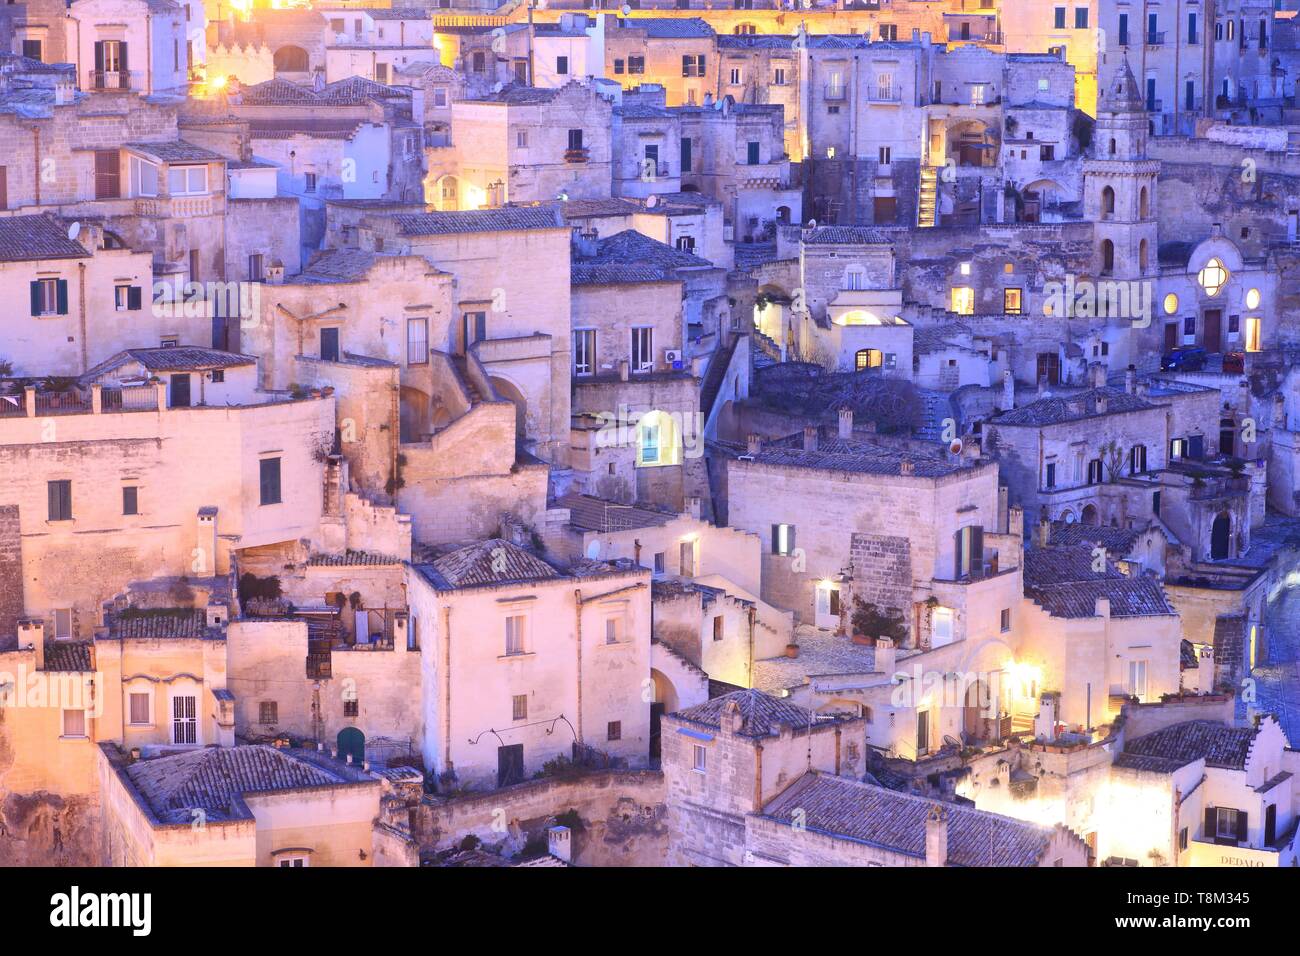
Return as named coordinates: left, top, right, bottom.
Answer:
left=1101, top=239, right=1115, bottom=275
left=1109, top=138, right=1117, bottom=156
left=1139, top=186, right=1149, bottom=218
left=1139, top=238, right=1149, bottom=271
left=273, top=45, right=309, bottom=73
left=1101, top=185, right=1115, bottom=219
left=1211, top=512, right=1231, bottom=560
left=636, top=410, right=682, bottom=468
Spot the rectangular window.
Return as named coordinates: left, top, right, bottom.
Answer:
left=774, top=67, right=786, bottom=86
left=343, top=699, right=359, bottom=717
left=167, top=165, right=207, bottom=196
left=1187, top=13, right=1198, bottom=44
left=1118, top=13, right=1129, bottom=46
left=1000, top=608, right=1011, bottom=633
left=512, top=694, right=528, bottom=720
left=614, top=58, right=625, bottom=75
left=1045, top=462, right=1057, bottom=489
left=62, top=709, right=86, bottom=738
left=48, top=479, right=72, bottom=521
left=951, top=287, right=975, bottom=315
left=505, top=615, right=526, bottom=656
left=682, top=54, right=706, bottom=77
left=692, top=744, right=707, bottom=772
left=607, top=721, right=621, bottom=741
left=680, top=137, right=693, bottom=173
left=730, top=67, right=742, bottom=85
left=631, top=327, right=653, bottom=372
left=1053, top=7, right=1065, bottom=29
left=95, top=150, right=120, bottom=199
left=22, top=38, right=43, bottom=61
left=129, top=693, right=150, bottom=725
left=122, top=486, right=138, bottom=516
left=573, top=329, right=595, bottom=375
left=31, top=277, right=65, bottom=317
left=713, top=615, right=724, bottom=642
left=679, top=540, right=696, bottom=577
left=54, top=608, right=72, bottom=640
left=248, top=253, right=264, bottom=282
left=516, top=129, right=528, bottom=148
left=771, top=523, right=794, bottom=556
left=171, top=695, right=197, bottom=744
left=746, top=141, right=760, bottom=165
left=605, top=617, right=620, bottom=645
left=556, top=55, right=568, bottom=75
left=932, top=607, right=955, bottom=646
left=304, top=172, right=317, bottom=193
left=1215, top=807, right=1240, bottom=841
left=406, top=318, right=428, bottom=365
left=628, top=55, right=644, bottom=74
left=320, top=327, right=340, bottom=362
left=567, top=129, right=584, bottom=151
left=130, top=156, right=158, bottom=197
left=462, top=311, right=487, bottom=350
left=1004, top=288, right=1023, bottom=314
left=1128, top=659, right=1149, bottom=700
left=259, top=458, right=282, bottom=506
left=169, top=373, right=191, bottom=408
left=653, top=552, right=666, bottom=575
left=259, top=701, right=278, bottom=724
left=1074, top=7, right=1088, bottom=29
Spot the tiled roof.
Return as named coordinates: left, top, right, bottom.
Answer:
left=803, top=225, right=894, bottom=245
left=0, top=214, right=90, bottom=262
left=82, top=347, right=254, bottom=380
left=418, top=538, right=560, bottom=590
left=109, top=608, right=213, bottom=639
left=44, top=641, right=93, bottom=673
left=1023, top=545, right=1175, bottom=619
left=125, top=140, right=226, bottom=163
left=618, top=17, right=714, bottom=38
left=394, top=206, right=565, bottom=236
left=762, top=773, right=1061, bottom=867
left=752, top=628, right=878, bottom=695
left=462, top=83, right=565, bottom=105
left=240, top=77, right=321, bottom=106
left=1114, top=720, right=1257, bottom=774
left=556, top=197, right=642, bottom=219
left=555, top=494, right=674, bottom=533
left=572, top=229, right=713, bottom=284
left=123, top=746, right=366, bottom=824
left=299, top=249, right=379, bottom=283
left=991, top=386, right=1157, bottom=427
left=672, top=688, right=832, bottom=738
left=306, top=550, right=403, bottom=566
left=1048, top=521, right=1142, bottom=556
left=743, top=432, right=970, bottom=478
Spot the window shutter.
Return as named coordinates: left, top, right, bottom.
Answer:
left=94, top=41, right=104, bottom=73
left=127, top=285, right=142, bottom=310
left=787, top=526, right=795, bottom=554
left=30, top=280, right=40, bottom=316
left=1236, top=810, right=1248, bottom=843
left=698, top=55, right=706, bottom=71
left=971, top=526, right=985, bottom=579
left=1204, top=806, right=1216, bottom=839
left=119, top=42, right=129, bottom=77
left=56, top=279, right=68, bottom=315
left=48, top=481, right=58, bottom=520
left=682, top=54, right=690, bottom=75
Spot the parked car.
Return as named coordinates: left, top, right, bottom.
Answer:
left=1161, top=346, right=1207, bottom=371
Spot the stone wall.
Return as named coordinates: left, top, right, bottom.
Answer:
left=0, top=506, right=22, bottom=646
left=848, top=532, right=913, bottom=631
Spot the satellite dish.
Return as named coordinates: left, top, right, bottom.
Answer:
left=806, top=218, right=817, bottom=229
left=949, top=439, right=963, bottom=456
left=645, top=194, right=658, bottom=209
left=621, top=4, right=631, bottom=15
left=67, top=221, right=80, bottom=240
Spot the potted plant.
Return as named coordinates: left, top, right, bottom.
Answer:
left=851, top=598, right=907, bottom=645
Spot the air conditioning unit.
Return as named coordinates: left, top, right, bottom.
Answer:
left=664, top=349, right=683, bottom=369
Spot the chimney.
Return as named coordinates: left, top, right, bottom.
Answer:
left=721, top=698, right=745, bottom=734
left=1009, top=505, right=1024, bottom=539
left=205, top=602, right=228, bottom=629
left=687, top=496, right=702, bottom=519
left=1095, top=393, right=1108, bottom=415
left=803, top=425, right=818, bottom=452
left=1037, top=374, right=1049, bottom=397
left=266, top=261, right=285, bottom=284
left=547, top=825, right=572, bottom=863
left=746, top=434, right=762, bottom=455
left=875, top=637, right=896, bottom=677
left=924, top=804, right=949, bottom=867
left=1037, top=517, right=1051, bottom=549
left=17, top=619, right=44, bottom=671
left=899, top=459, right=914, bottom=476
left=197, top=506, right=218, bottom=578
left=1095, top=596, right=1111, bottom=619
left=1125, top=364, right=1137, bottom=395
left=1001, top=369, right=1015, bottom=411
left=1090, top=362, right=1107, bottom=388
left=838, top=406, right=853, bottom=439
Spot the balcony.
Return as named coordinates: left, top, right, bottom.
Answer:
left=88, top=69, right=133, bottom=91
left=135, top=194, right=220, bottom=218
left=868, top=85, right=903, bottom=104
left=564, top=147, right=590, bottom=163
left=1146, top=31, right=1166, bottom=46
left=824, top=84, right=847, bottom=102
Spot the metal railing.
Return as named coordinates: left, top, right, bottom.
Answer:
left=101, top=384, right=160, bottom=412
left=89, top=70, right=131, bottom=91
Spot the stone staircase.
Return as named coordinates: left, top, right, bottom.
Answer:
left=913, top=388, right=953, bottom=442
left=700, top=336, right=738, bottom=422
left=918, top=166, right=939, bottom=227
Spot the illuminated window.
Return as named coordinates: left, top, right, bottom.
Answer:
left=1004, top=288, right=1022, bottom=314
left=1198, top=257, right=1229, bottom=296
left=959, top=261, right=972, bottom=275
left=855, top=349, right=883, bottom=370
left=951, top=287, right=975, bottom=315
left=1246, top=288, right=1260, bottom=309
left=1163, top=293, right=1179, bottom=314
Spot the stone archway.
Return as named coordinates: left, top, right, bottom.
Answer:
left=399, top=385, right=432, bottom=444
left=273, top=45, right=309, bottom=73
left=489, top=376, right=527, bottom=441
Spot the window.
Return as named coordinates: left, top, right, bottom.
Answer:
left=1074, top=7, right=1088, bottom=29
left=573, top=329, right=594, bottom=375
left=951, top=287, right=975, bottom=315
left=713, top=615, right=724, bottom=642
left=605, top=617, right=621, bottom=645
left=259, top=458, right=282, bottom=506
left=171, top=695, right=197, bottom=744
left=771, top=523, right=794, bottom=556
left=1198, top=257, right=1228, bottom=296
left=31, top=277, right=66, bottom=317
left=95, top=150, right=120, bottom=199
left=472, top=51, right=486, bottom=73
left=1129, top=445, right=1147, bottom=475
left=167, top=165, right=207, bottom=196
left=1000, top=608, right=1011, bottom=633
left=653, top=552, right=666, bottom=575
left=320, top=327, right=340, bottom=362
left=277, top=856, right=308, bottom=867
left=22, top=38, right=43, bottom=61
left=512, top=694, right=528, bottom=720
left=567, top=129, right=584, bottom=152
left=128, top=692, right=150, bottom=725
left=62, top=709, right=86, bottom=738
left=692, top=744, right=707, bottom=772
left=114, top=284, right=140, bottom=312
left=515, top=129, right=528, bottom=148
left=1127, top=660, right=1149, bottom=700
left=1053, top=7, right=1066, bottom=29
left=1087, top=459, right=1103, bottom=484
left=628, top=55, right=644, bottom=74
left=54, top=608, right=72, bottom=640
left=730, top=67, right=742, bottom=86
left=432, top=88, right=448, bottom=107
left=1179, top=827, right=1189, bottom=851
left=747, top=141, right=760, bottom=165
left=343, top=699, right=359, bottom=717
left=304, top=172, right=317, bottom=193
left=1004, top=288, right=1022, bottom=314
left=640, top=420, right=660, bottom=464
left=1215, top=807, right=1241, bottom=841
left=556, top=55, right=568, bottom=75
left=631, top=327, right=653, bottom=372
left=211, top=370, right=224, bottom=383
left=1187, top=12, right=1198, bottom=44
left=248, top=253, right=264, bottom=282
left=675, top=236, right=696, bottom=253
left=122, top=486, right=138, bottom=516
left=680, top=137, right=692, bottom=173
left=48, top=479, right=72, bottom=521
left=607, top=721, right=621, bottom=741
left=679, top=540, right=696, bottom=577
left=406, top=318, right=428, bottom=365
left=505, top=615, right=526, bottom=656
left=1045, top=462, right=1057, bottom=489
left=614, top=58, right=625, bottom=75
left=259, top=701, right=278, bottom=724
left=774, top=67, right=786, bottom=86
left=682, top=54, right=706, bottom=77
left=462, top=311, right=487, bottom=350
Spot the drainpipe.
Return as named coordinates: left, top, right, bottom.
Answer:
left=753, top=741, right=763, bottom=808
left=29, top=124, right=41, bottom=205
left=747, top=604, right=756, bottom=682
left=834, top=725, right=842, bottom=774
left=442, top=603, right=453, bottom=772
left=574, top=588, right=583, bottom=744
left=146, top=14, right=153, bottom=95
left=78, top=261, right=88, bottom=372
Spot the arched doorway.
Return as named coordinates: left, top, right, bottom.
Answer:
left=273, top=45, right=309, bottom=73
left=649, top=668, right=679, bottom=762
left=399, top=385, right=431, bottom=443
left=1101, top=239, right=1115, bottom=275
left=489, top=376, right=527, bottom=441
left=1081, top=504, right=1100, bottom=526
left=337, top=726, right=365, bottom=765
left=1211, top=512, right=1232, bottom=560
left=963, top=679, right=993, bottom=743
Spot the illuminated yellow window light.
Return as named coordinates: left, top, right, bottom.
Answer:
left=951, top=287, right=975, bottom=315
left=1245, top=287, right=1261, bottom=309
left=1197, top=257, right=1228, bottom=297
left=1163, top=292, right=1178, bottom=314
